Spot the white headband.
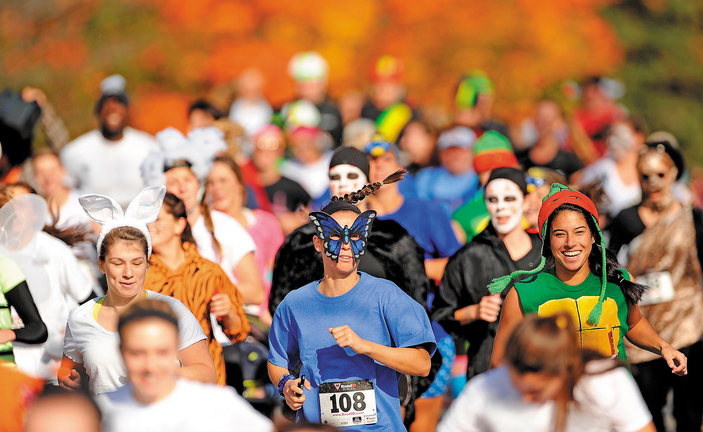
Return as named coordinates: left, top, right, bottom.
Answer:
left=79, top=185, right=166, bottom=257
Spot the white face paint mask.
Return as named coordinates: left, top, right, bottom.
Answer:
left=329, top=164, right=367, bottom=197
left=485, top=178, right=524, bottom=235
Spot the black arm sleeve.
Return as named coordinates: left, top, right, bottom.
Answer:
left=5, top=281, right=48, bottom=344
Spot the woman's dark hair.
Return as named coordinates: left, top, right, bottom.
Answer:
left=544, top=203, right=647, bottom=304
left=188, top=99, right=222, bottom=120
left=161, top=192, right=195, bottom=245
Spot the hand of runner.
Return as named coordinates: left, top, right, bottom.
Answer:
left=209, top=292, right=231, bottom=318
left=477, top=294, right=503, bottom=323
left=661, top=345, right=687, bottom=376
left=59, top=369, right=82, bottom=391
left=283, top=376, right=312, bottom=410
left=329, top=325, right=367, bottom=355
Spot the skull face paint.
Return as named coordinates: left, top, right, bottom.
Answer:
left=329, top=164, right=367, bottom=197
left=486, top=178, right=524, bottom=235
left=638, top=149, right=676, bottom=210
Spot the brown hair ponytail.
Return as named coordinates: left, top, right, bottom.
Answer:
left=330, top=169, right=407, bottom=205
left=199, top=197, right=222, bottom=260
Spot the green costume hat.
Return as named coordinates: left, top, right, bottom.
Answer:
left=488, top=183, right=608, bottom=326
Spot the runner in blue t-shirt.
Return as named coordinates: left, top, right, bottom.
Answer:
left=268, top=185, right=436, bottom=431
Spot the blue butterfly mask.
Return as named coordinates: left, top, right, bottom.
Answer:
left=309, top=210, right=376, bottom=262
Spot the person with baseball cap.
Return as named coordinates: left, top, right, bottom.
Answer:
left=60, top=75, right=158, bottom=208
left=415, top=126, right=479, bottom=216
left=287, top=51, right=343, bottom=146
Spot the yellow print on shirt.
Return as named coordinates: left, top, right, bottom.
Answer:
left=538, top=297, right=621, bottom=358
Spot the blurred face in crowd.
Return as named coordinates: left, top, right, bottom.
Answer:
left=637, top=149, right=677, bottom=209
left=120, top=317, right=179, bottom=404
left=329, top=164, right=366, bottom=197
left=238, top=68, right=265, bottom=101
left=607, top=121, right=644, bottom=162
left=149, top=206, right=186, bottom=253
left=485, top=178, right=525, bottom=235
left=296, top=79, right=327, bottom=105
left=534, top=100, right=564, bottom=139
left=399, top=121, right=435, bottom=166
left=24, top=394, right=101, bottom=432
left=99, top=97, right=128, bottom=140
left=524, top=178, right=551, bottom=230
left=32, top=153, right=65, bottom=197
left=252, top=132, right=285, bottom=174
left=440, top=146, right=473, bottom=175
left=164, top=167, right=200, bottom=212
left=368, top=150, right=400, bottom=184
left=289, top=129, right=322, bottom=164
left=206, top=161, right=245, bottom=214
left=370, top=80, right=404, bottom=110
left=188, top=109, right=216, bottom=131
left=509, top=368, right=565, bottom=404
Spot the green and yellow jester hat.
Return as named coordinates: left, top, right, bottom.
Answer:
left=488, top=183, right=608, bottom=326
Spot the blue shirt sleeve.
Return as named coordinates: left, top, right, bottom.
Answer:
left=268, top=301, right=300, bottom=369
left=384, top=289, right=437, bottom=356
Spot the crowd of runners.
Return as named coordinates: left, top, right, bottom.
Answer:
left=1, top=51, right=700, bottom=432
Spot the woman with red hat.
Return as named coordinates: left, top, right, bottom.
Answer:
left=489, top=184, right=686, bottom=379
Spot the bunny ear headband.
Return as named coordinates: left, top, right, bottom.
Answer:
left=79, top=185, right=166, bottom=257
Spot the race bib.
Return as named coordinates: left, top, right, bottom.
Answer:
left=637, top=271, right=675, bottom=306
left=319, top=379, right=377, bottom=427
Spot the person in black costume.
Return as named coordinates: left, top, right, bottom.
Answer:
left=433, top=168, right=542, bottom=379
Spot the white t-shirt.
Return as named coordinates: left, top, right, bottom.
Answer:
left=98, top=379, right=273, bottom=432
left=63, top=291, right=206, bottom=395
left=46, top=189, right=95, bottom=232
left=279, top=151, right=333, bottom=200
left=191, top=210, right=255, bottom=284
left=437, top=362, right=652, bottom=432
left=60, top=127, right=158, bottom=208
left=578, top=158, right=641, bottom=218
left=11, top=232, right=95, bottom=383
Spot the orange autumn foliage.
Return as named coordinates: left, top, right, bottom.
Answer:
left=1, top=0, right=622, bottom=136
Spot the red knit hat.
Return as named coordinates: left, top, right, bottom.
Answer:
left=537, top=187, right=599, bottom=239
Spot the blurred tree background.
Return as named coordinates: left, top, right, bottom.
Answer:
left=603, top=0, right=703, bottom=165
left=1, top=0, right=701, bottom=164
